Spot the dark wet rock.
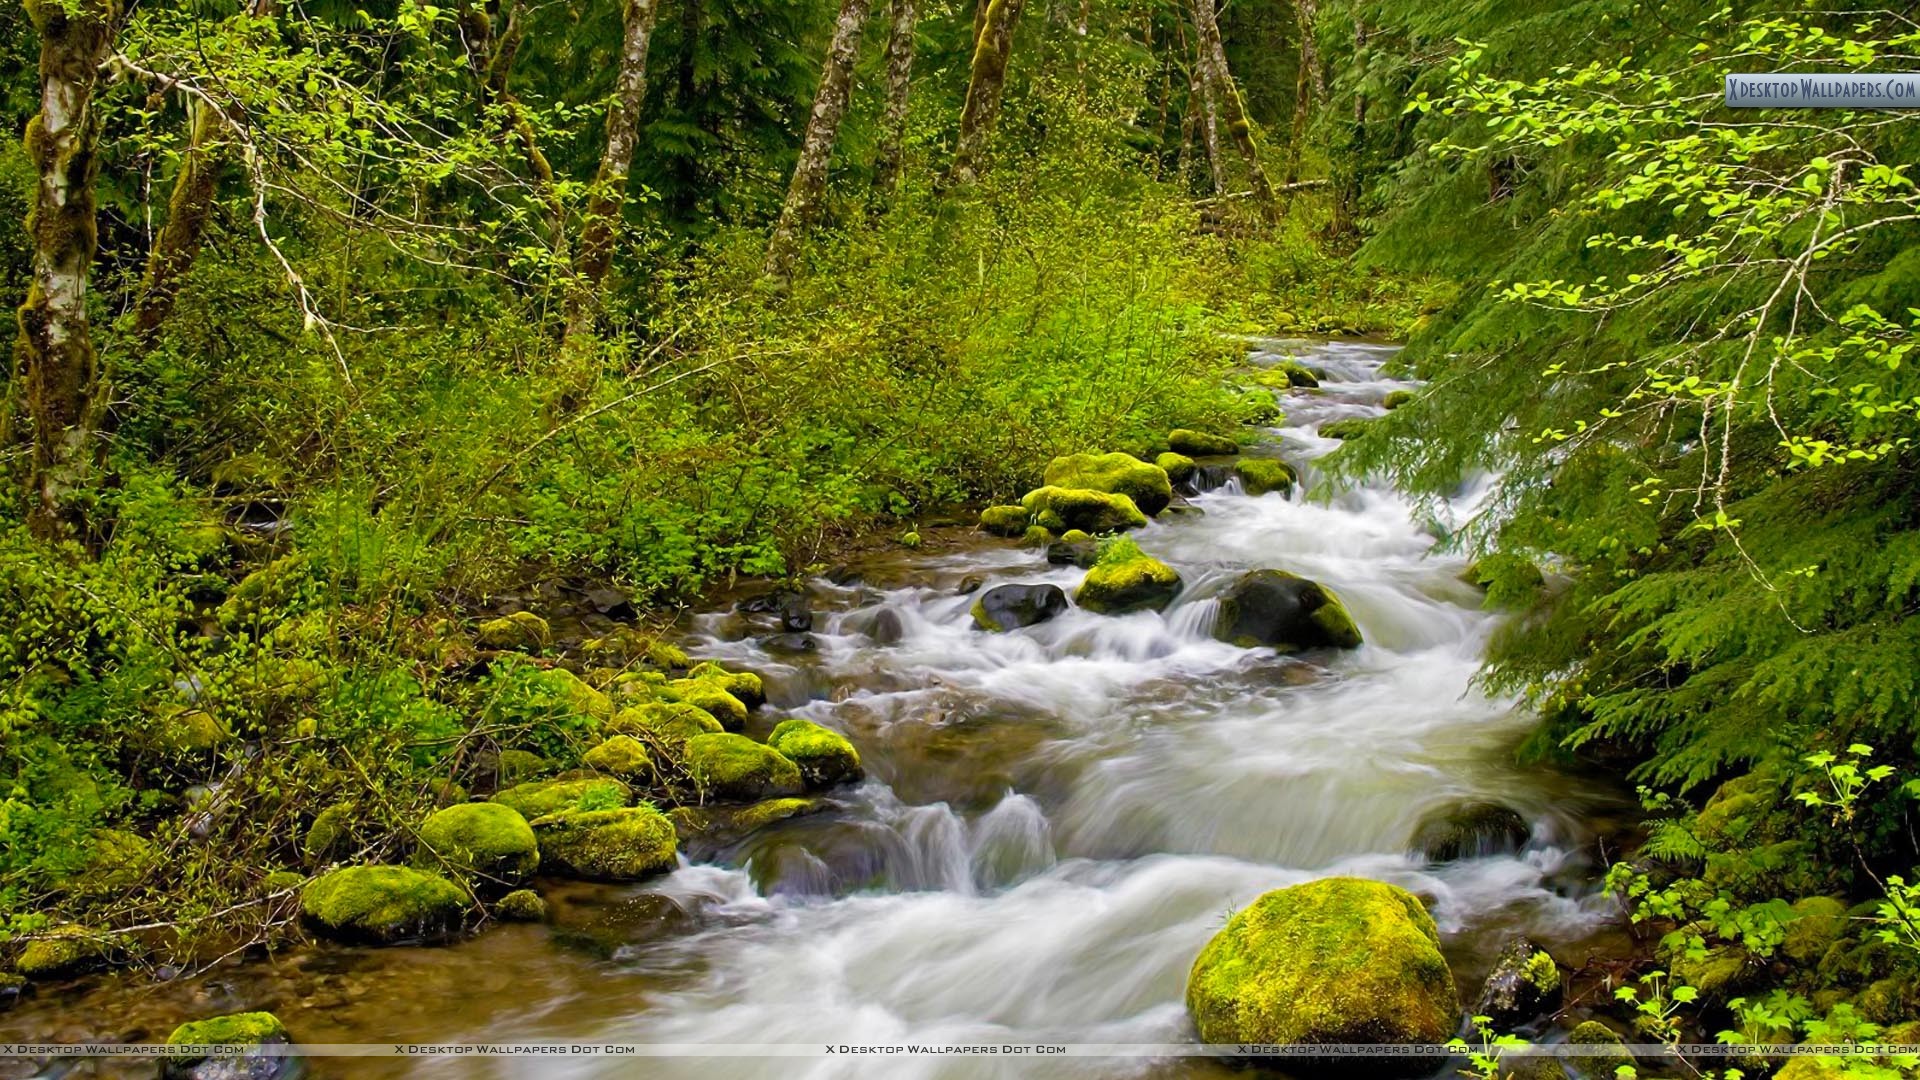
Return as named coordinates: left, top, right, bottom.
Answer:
left=668, top=797, right=828, bottom=858
left=971, top=583, right=1069, bottom=632
left=1213, top=569, right=1363, bottom=651
left=0, top=973, right=28, bottom=1011
left=1475, top=937, right=1562, bottom=1031
left=824, top=565, right=862, bottom=586
left=1046, top=538, right=1098, bottom=568
left=760, top=632, right=818, bottom=654
left=777, top=594, right=813, bottom=632
left=1185, top=464, right=1236, bottom=494
left=869, top=607, right=905, bottom=645
left=1410, top=801, right=1530, bottom=863
left=582, top=587, right=635, bottom=619
left=1159, top=504, right=1205, bottom=519
left=954, top=575, right=985, bottom=595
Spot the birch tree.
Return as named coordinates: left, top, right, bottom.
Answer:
left=872, top=0, right=916, bottom=196
left=563, top=0, right=661, bottom=346
left=763, top=0, right=875, bottom=282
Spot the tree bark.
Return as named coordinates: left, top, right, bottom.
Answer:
left=16, top=0, right=119, bottom=540
left=1193, top=0, right=1276, bottom=223
left=563, top=0, right=660, bottom=344
left=1284, top=0, right=1320, bottom=186
left=946, top=0, right=1025, bottom=188
left=129, top=98, right=218, bottom=344
left=872, top=0, right=915, bottom=196
left=762, top=0, right=874, bottom=281
left=1327, top=19, right=1366, bottom=239
left=1189, top=40, right=1225, bottom=195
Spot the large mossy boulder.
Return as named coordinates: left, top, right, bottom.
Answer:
left=163, top=1011, right=296, bottom=1080
left=1155, top=452, right=1196, bottom=484
left=1234, top=458, right=1296, bottom=497
left=300, top=865, right=467, bottom=944
left=1213, top=569, right=1362, bottom=650
left=415, top=802, right=538, bottom=884
left=686, top=661, right=764, bottom=708
left=767, top=719, right=863, bottom=789
left=476, top=611, right=550, bottom=651
left=490, top=776, right=631, bottom=820
left=1019, top=486, right=1148, bottom=533
left=1185, top=877, right=1458, bottom=1073
left=530, top=806, right=678, bottom=881
left=971, top=583, right=1069, bottom=632
left=1168, top=429, right=1239, bottom=456
left=15, top=925, right=120, bottom=979
left=608, top=701, right=724, bottom=746
left=1042, top=453, right=1173, bottom=516
left=1075, top=538, right=1181, bottom=615
left=582, top=735, right=653, bottom=780
left=665, top=677, right=749, bottom=731
left=685, top=733, right=804, bottom=802
left=1409, top=801, right=1530, bottom=863
left=978, top=505, right=1030, bottom=537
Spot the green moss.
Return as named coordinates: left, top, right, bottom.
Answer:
left=685, top=733, right=805, bottom=801
left=166, top=1011, right=287, bottom=1046
left=535, top=667, right=613, bottom=720
left=1783, top=896, right=1849, bottom=965
left=583, top=735, right=653, bottom=779
left=1522, top=949, right=1560, bottom=993
left=686, top=661, right=765, bottom=708
left=1075, top=537, right=1182, bottom=614
left=1319, top=418, right=1373, bottom=440
left=149, top=705, right=231, bottom=755
left=304, top=802, right=359, bottom=863
left=68, top=828, right=155, bottom=894
left=1019, top=524, right=1054, bottom=546
left=645, top=641, right=690, bottom=670
left=1565, top=1021, right=1633, bottom=1080
left=608, top=701, right=723, bottom=745
left=300, top=865, right=468, bottom=943
left=415, top=802, right=538, bottom=883
left=495, top=749, right=550, bottom=784
left=1310, top=592, right=1363, bottom=649
left=261, top=870, right=306, bottom=894
left=1235, top=458, right=1296, bottom=497
left=494, top=888, right=547, bottom=921
left=1184, top=877, right=1458, bottom=1052
left=216, top=554, right=312, bottom=630
left=1773, top=1058, right=1848, bottom=1080
left=476, top=611, right=551, bottom=651
left=530, top=806, right=677, bottom=881
left=731, top=798, right=821, bottom=832
left=666, top=678, right=748, bottom=730
left=1042, top=452, right=1173, bottom=516
left=767, top=719, right=863, bottom=788
left=1019, top=486, right=1148, bottom=533
left=1382, top=389, right=1414, bottom=409
left=1236, top=388, right=1283, bottom=425
left=1154, top=452, right=1196, bottom=483
left=1060, top=529, right=1093, bottom=543
left=978, top=504, right=1030, bottom=536
left=1274, top=359, right=1321, bottom=388
left=1168, top=429, right=1239, bottom=456
left=16, top=926, right=116, bottom=978
left=491, top=777, right=631, bottom=820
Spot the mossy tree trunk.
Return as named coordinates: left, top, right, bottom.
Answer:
left=762, top=0, right=875, bottom=283
left=128, top=98, right=218, bottom=345
left=1193, top=0, right=1276, bottom=223
left=1284, top=0, right=1321, bottom=186
left=872, top=0, right=915, bottom=197
left=1326, top=18, right=1366, bottom=239
left=16, top=0, right=119, bottom=541
left=946, top=0, right=1025, bottom=188
left=1189, top=39, right=1225, bottom=195
left=561, top=0, right=659, bottom=349
left=461, top=0, right=564, bottom=248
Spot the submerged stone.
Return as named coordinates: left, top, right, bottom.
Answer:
left=971, top=583, right=1069, bottom=632
left=1409, top=801, right=1529, bottom=863
left=1184, top=877, right=1458, bottom=1074
left=1214, top=569, right=1362, bottom=651
left=1042, top=452, right=1173, bottom=516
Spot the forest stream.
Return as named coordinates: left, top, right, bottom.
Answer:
left=0, top=339, right=1632, bottom=1079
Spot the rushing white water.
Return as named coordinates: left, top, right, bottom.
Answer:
left=431, top=340, right=1614, bottom=1079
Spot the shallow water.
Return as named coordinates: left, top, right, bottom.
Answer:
left=0, top=339, right=1624, bottom=1079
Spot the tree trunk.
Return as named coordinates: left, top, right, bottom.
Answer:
left=1327, top=19, right=1366, bottom=239
left=563, top=0, right=660, bottom=345
left=16, top=0, right=118, bottom=540
left=1193, top=0, right=1276, bottom=223
left=872, top=0, right=915, bottom=196
left=1190, top=41, right=1225, bottom=195
left=129, top=99, right=218, bottom=343
left=762, top=0, right=873, bottom=281
left=1284, top=0, right=1320, bottom=186
left=946, top=0, right=1025, bottom=188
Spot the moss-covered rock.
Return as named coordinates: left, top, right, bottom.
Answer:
left=535, top=667, right=613, bottom=721
left=1382, top=389, right=1414, bottom=409
left=216, top=553, right=313, bottom=630
left=978, top=505, right=1030, bottom=537
left=686, top=661, right=765, bottom=708
left=1234, top=458, right=1296, bottom=497
left=669, top=798, right=824, bottom=850
left=300, top=865, right=467, bottom=943
left=149, top=705, right=232, bottom=755
left=583, top=735, right=653, bottom=780
left=1474, top=937, right=1561, bottom=1030
left=1168, top=429, right=1239, bottom=456
left=494, top=888, right=547, bottom=921
left=495, top=749, right=550, bottom=785
left=1783, top=896, right=1849, bottom=965
left=66, top=828, right=155, bottom=895
left=1236, top=388, right=1283, bottom=425
left=666, top=678, right=749, bottom=731
left=415, top=803, right=538, bottom=884
left=1042, top=453, right=1173, bottom=516
left=491, top=777, right=631, bottom=820
left=608, top=701, right=724, bottom=746
left=1214, top=569, right=1363, bottom=651
left=1019, top=486, right=1149, bottom=533
left=262, top=869, right=306, bottom=894
left=476, top=611, right=551, bottom=651
left=303, top=802, right=360, bottom=863
left=1773, top=1058, right=1848, bottom=1080
left=1274, top=359, right=1321, bottom=388
left=163, top=1010, right=295, bottom=1079
left=1075, top=538, right=1182, bottom=615
left=15, top=926, right=118, bottom=979
left=767, top=719, right=863, bottom=789
left=685, top=733, right=804, bottom=801
left=1185, top=877, right=1458, bottom=1072
left=1565, top=1021, right=1634, bottom=1080
left=1155, top=452, right=1196, bottom=484
left=1019, top=524, right=1054, bottom=547
left=166, top=1010, right=287, bottom=1046
left=971, top=583, right=1070, bottom=632
left=531, top=806, right=678, bottom=881
left=1319, top=418, right=1373, bottom=440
